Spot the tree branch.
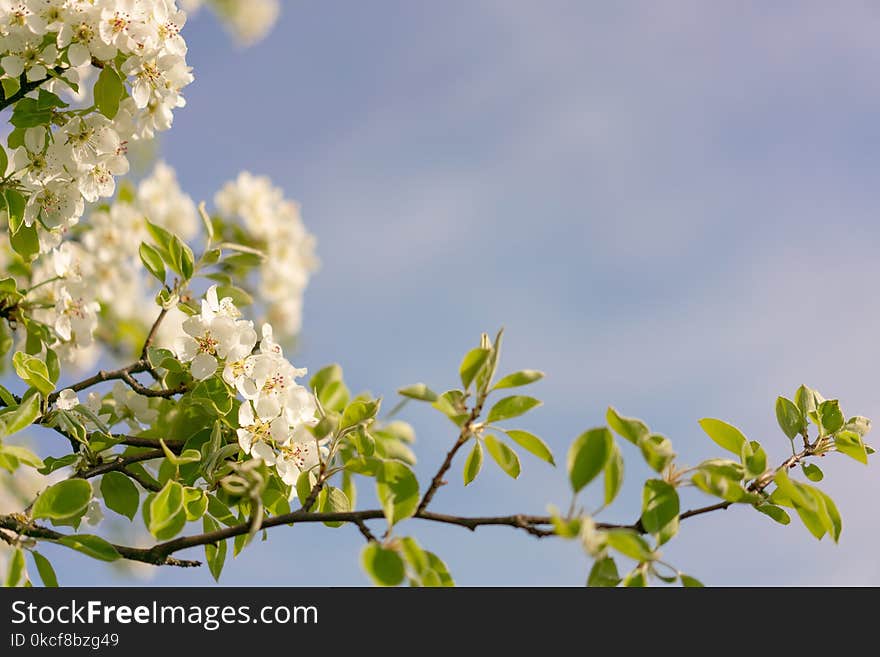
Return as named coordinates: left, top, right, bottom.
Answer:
left=416, top=391, right=489, bottom=514
left=0, top=67, right=67, bottom=112
left=141, top=307, right=169, bottom=360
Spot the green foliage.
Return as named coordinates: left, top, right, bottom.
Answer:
left=32, top=480, right=91, bottom=525
left=486, top=395, right=542, bottom=424
left=376, top=461, right=419, bottom=525
left=94, top=66, right=125, bottom=119
left=640, top=480, right=679, bottom=535
left=55, top=535, right=120, bottom=562
left=463, top=439, right=483, bottom=485
left=361, top=542, right=405, bottom=586
left=100, top=471, right=139, bottom=521
left=484, top=435, right=520, bottom=479
left=504, top=429, right=554, bottom=465
left=567, top=427, right=612, bottom=493
left=698, top=418, right=747, bottom=455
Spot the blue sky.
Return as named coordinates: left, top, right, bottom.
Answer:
left=21, top=1, right=880, bottom=585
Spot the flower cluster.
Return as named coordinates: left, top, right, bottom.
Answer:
left=22, top=161, right=197, bottom=364
left=172, top=285, right=322, bottom=485
left=1, top=0, right=194, bottom=236
left=215, top=172, right=318, bottom=337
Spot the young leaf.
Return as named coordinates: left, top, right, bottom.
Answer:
left=148, top=480, right=185, bottom=539
left=492, top=370, right=544, bottom=390
left=5, top=548, right=25, bottom=587
left=587, top=557, right=620, bottom=587
left=605, top=530, right=655, bottom=562
left=604, top=443, right=624, bottom=505
left=139, top=242, right=166, bottom=283
left=397, top=383, right=438, bottom=402
left=606, top=407, right=649, bottom=444
left=376, top=461, right=419, bottom=525
left=484, top=435, right=521, bottom=479
left=55, top=535, right=120, bottom=562
left=754, top=503, right=791, bottom=525
left=640, top=479, right=680, bottom=534
left=31, top=551, right=58, bottom=587
left=486, top=395, right=542, bottom=424
left=775, top=396, right=805, bottom=440
left=504, top=429, right=555, bottom=465
left=94, top=66, right=125, bottom=119
left=801, top=463, right=824, bottom=482
left=361, top=542, right=405, bottom=587
left=698, top=418, right=747, bottom=455
left=459, top=347, right=490, bottom=390
left=32, top=479, right=91, bottom=522
left=834, top=430, right=868, bottom=465
left=567, top=428, right=613, bottom=493
left=463, top=439, right=483, bottom=486
left=1, top=393, right=42, bottom=437
left=203, top=516, right=227, bottom=582
left=680, top=574, right=704, bottom=587
left=100, top=471, right=139, bottom=521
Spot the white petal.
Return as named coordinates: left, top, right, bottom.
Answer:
left=190, top=352, right=218, bottom=380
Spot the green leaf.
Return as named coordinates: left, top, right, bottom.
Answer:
left=148, top=480, right=185, bottom=540
left=32, top=479, right=91, bottom=522
left=606, top=407, right=650, bottom=444
left=431, top=390, right=469, bottom=426
left=168, top=234, right=195, bottom=281
left=604, top=443, right=624, bottom=506
left=492, top=370, right=544, bottom=390
left=775, top=396, right=805, bottom=440
left=795, top=385, right=823, bottom=419
left=484, top=435, right=521, bottom=479
left=361, top=542, right=405, bottom=587
left=100, top=471, right=139, bottom=521
left=587, top=557, right=620, bottom=587
left=94, top=66, right=125, bottom=119
left=12, top=352, right=54, bottom=396
left=835, top=430, right=868, bottom=465
left=741, top=440, right=767, bottom=479
left=320, top=486, right=350, bottom=528
left=640, top=479, right=680, bottom=534
left=463, top=439, right=483, bottom=486
left=814, top=399, right=845, bottom=436
left=567, top=427, right=613, bottom=493
left=622, top=568, right=647, bottom=587
left=680, top=574, right=704, bottom=587
left=376, top=461, right=419, bottom=525
left=5, top=548, right=25, bottom=587
left=296, top=470, right=318, bottom=509
left=816, top=489, right=842, bottom=542
left=139, top=242, right=166, bottom=284
left=341, top=399, right=380, bottom=430
left=638, top=434, right=675, bottom=473
left=55, top=535, right=120, bottom=562
left=698, top=418, right=747, bottom=455
left=754, top=503, right=791, bottom=525
left=459, top=347, right=490, bottom=390
left=10, top=222, right=39, bottom=261
left=203, top=516, right=227, bottom=582
left=605, top=529, right=655, bottom=562
left=486, top=396, right=542, bottom=424
left=31, top=551, right=58, bottom=587
left=504, top=429, right=554, bottom=465
left=397, top=383, right=438, bottom=402
left=0, top=393, right=42, bottom=437
left=0, top=444, right=43, bottom=470
left=802, top=463, right=824, bottom=482
left=773, top=468, right=814, bottom=511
